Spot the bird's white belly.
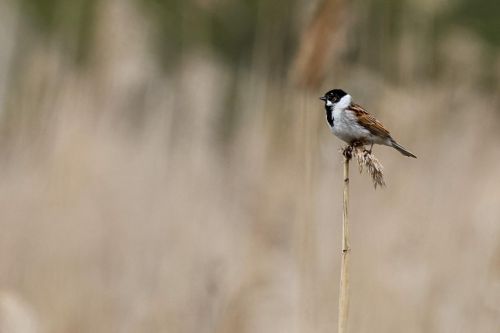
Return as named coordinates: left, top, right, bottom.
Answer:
left=331, top=109, right=374, bottom=143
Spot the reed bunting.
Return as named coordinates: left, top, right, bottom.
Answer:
left=319, top=89, right=416, bottom=158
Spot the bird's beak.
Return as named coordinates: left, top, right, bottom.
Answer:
left=319, top=96, right=326, bottom=101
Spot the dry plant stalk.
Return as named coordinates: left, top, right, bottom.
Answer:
left=337, top=145, right=385, bottom=333
left=290, top=0, right=348, bottom=89
left=338, top=147, right=351, bottom=333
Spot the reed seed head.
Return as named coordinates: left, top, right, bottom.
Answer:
left=341, top=145, right=386, bottom=188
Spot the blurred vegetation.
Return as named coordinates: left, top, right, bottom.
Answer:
left=18, top=0, right=98, bottom=64
left=451, top=0, right=500, bottom=47
left=0, top=1, right=499, bottom=332
left=6, top=0, right=498, bottom=146
left=138, top=0, right=298, bottom=76
left=17, top=0, right=297, bottom=73
left=14, top=0, right=500, bottom=80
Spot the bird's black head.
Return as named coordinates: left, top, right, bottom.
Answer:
left=319, top=89, right=347, bottom=104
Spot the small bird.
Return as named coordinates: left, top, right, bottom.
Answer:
left=319, top=89, right=416, bottom=158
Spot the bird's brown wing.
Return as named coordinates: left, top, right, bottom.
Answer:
left=349, top=103, right=391, bottom=139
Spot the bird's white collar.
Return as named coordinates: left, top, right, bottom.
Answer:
left=336, top=94, right=352, bottom=109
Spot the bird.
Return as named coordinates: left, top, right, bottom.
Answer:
left=319, top=89, right=416, bottom=158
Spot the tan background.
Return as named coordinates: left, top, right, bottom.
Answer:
left=0, top=0, right=499, bottom=332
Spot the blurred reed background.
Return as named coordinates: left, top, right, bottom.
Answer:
left=0, top=0, right=499, bottom=332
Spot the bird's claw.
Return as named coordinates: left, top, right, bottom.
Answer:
left=342, top=145, right=353, bottom=159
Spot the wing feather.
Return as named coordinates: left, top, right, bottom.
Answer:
left=349, top=103, right=391, bottom=139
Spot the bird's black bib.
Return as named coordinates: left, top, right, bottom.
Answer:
left=326, top=107, right=334, bottom=127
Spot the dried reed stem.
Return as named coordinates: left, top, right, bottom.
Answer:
left=336, top=144, right=385, bottom=332
left=338, top=147, right=351, bottom=333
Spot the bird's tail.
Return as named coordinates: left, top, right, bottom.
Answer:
left=390, top=140, right=417, bottom=158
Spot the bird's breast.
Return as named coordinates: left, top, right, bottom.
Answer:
left=331, top=109, right=371, bottom=143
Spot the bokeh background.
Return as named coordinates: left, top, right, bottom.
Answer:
left=0, top=0, right=499, bottom=332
